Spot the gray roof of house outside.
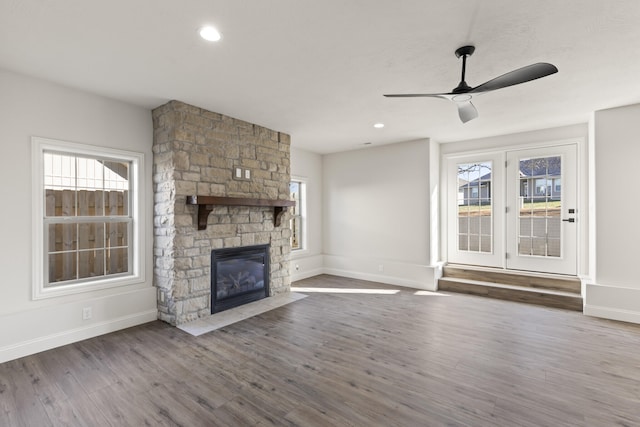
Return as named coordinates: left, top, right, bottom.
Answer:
left=460, top=157, right=561, bottom=190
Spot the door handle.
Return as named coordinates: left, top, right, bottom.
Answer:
left=562, top=218, right=575, bottom=223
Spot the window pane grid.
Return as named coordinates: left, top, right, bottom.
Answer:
left=44, top=152, right=130, bottom=218
left=290, top=181, right=303, bottom=251
left=45, top=219, right=131, bottom=285
left=457, top=162, right=493, bottom=254
left=42, top=150, right=133, bottom=288
left=517, top=155, right=562, bottom=258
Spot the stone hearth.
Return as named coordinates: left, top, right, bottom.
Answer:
left=152, top=100, right=292, bottom=325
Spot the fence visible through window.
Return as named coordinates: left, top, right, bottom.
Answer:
left=44, top=153, right=131, bottom=285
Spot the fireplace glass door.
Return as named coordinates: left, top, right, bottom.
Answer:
left=211, top=244, right=270, bottom=313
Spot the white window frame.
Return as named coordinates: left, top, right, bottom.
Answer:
left=290, top=177, right=307, bottom=252
left=32, top=137, right=145, bottom=299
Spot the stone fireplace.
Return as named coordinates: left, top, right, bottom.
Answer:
left=152, top=100, right=292, bottom=325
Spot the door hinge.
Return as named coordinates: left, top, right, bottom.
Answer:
left=505, top=253, right=510, bottom=259
left=505, top=206, right=509, bottom=213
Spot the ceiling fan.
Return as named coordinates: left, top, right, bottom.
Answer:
left=384, top=46, right=558, bottom=123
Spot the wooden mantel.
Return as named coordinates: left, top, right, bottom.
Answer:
left=186, top=195, right=296, bottom=230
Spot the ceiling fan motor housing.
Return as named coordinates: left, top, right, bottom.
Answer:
left=454, top=45, right=475, bottom=58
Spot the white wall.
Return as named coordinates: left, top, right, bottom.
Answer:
left=0, top=69, right=156, bottom=362
left=585, top=103, right=640, bottom=323
left=290, top=147, right=324, bottom=281
left=322, top=140, right=437, bottom=289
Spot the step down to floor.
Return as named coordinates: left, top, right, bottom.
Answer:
left=438, top=265, right=583, bottom=311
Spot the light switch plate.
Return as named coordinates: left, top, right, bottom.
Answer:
left=233, top=167, right=251, bottom=181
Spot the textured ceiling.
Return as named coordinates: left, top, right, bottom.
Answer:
left=2, top=0, right=640, bottom=153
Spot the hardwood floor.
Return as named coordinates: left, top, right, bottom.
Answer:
left=2, top=274, right=640, bottom=426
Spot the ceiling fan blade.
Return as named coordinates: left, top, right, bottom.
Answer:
left=470, top=63, right=558, bottom=93
left=457, top=101, right=478, bottom=123
left=383, top=93, right=446, bottom=98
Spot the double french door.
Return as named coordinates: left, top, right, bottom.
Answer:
left=447, top=144, right=577, bottom=275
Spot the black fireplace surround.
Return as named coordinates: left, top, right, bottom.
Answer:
left=211, top=244, right=270, bottom=313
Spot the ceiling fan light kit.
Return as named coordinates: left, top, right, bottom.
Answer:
left=384, top=45, right=558, bottom=123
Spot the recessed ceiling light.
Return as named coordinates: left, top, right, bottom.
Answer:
left=199, top=26, right=222, bottom=42
left=373, top=123, right=384, bottom=129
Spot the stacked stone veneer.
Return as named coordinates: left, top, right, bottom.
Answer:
left=152, top=100, right=292, bottom=325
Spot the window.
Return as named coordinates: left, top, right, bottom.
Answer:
left=289, top=179, right=306, bottom=251
left=457, top=162, right=493, bottom=253
left=535, top=178, right=549, bottom=196
left=554, top=178, right=562, bottom=193
left=32, top=137, right=145, bottom=299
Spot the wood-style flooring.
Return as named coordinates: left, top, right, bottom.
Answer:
left=2, top=274, right=640, bottom=426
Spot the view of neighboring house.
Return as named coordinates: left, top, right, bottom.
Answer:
left=518, top=156, right=562, bottom=200
left=459, top=156, right=561, bottom=205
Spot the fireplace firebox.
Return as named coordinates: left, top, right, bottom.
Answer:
left=211, top=244, right=270, bottom=313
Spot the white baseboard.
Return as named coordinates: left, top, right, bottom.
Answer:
left=583, top=283, right=640, bottom=325
left=322, top=267, right=434, bottom=290
left=322, top=254, right=437, bottom=291
left=291, top=267, right=324, bottom=282
left=0, top=310, right=157, bottom=364
left=584, top=305, right=640, bottom=325
left=291, top=265, right=436, bottom=290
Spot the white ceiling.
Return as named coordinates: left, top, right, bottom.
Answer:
left=2, top=0, right=640, bottom=154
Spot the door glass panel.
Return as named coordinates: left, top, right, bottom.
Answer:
left=457, top=161, right=492, bottom=253
left=517, top=156, right=561, bottom=257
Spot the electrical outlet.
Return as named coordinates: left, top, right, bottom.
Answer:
left=82, top=307, right=92, bottom=320
left=295, top=264, right=300, bottom=271
left=378, top=264, right=384, bottom=272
